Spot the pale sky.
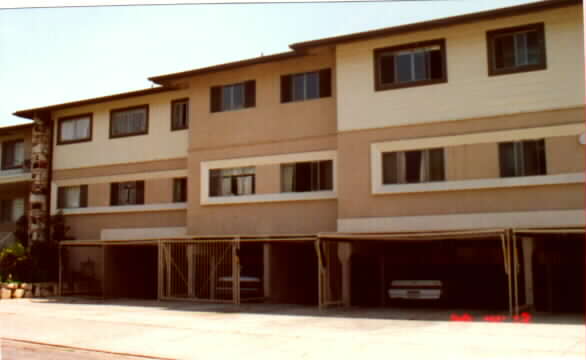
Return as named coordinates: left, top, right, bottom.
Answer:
left=0, top=0, right=541, bottom=127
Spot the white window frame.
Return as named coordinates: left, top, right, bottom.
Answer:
left=371, top=123, right=584, bottom=195
left=201, top=151, right=337, bottom=205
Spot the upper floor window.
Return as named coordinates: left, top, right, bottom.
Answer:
left=281, top=69, right=332, bottom=103
left=374, top=39, right=446, bottom=91
left=173, top=178, right=187, bottom=202
left=111, top=181, right=145, bottom=205
left=1, top=139, right=24, bottom=170
left=499, top=139, right=546, bottom=177
left=58, top=114, right=92, bottom=145
left=281, top=160, right=333, bottom=192
left=171, top=98, right=189, bottom=130
left=0, top=198, right=24, bottom=223
left=209, top=167, right=255, bottom=197
left=210, top=81, right=255, bottom=113
left=57, top=185, right=88, bottom=209
left=382, top=148, right=445, bottom=184
left=110, top=105, right=148, bottom=138
left=487, top=23, right=546, bottom=76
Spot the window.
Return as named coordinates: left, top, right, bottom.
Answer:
left=1, top=139, right=25, bottom=170
left=487, top=23, right=546, bottom=76
left=281, top=69, right=331, bottom=103
left=209, top=167, right=255, bottom=197
left=58, top=114, right=92, bottom=144
left=173, top=178, right=187, bottom=202
left=110, top=105, right=148, bottom=138
left=110, top=181, right=145, bottom=205
left=0, top=198, right=24, bottom=223
left=382, top=149, right=445, bottom=184
left=210, top=81, right=255, bottom=112
left=499, top=139, right=546, bottom=177
left=171, top=99, right=189, bottom=130
left=374, top=39, right=446, bottom=91
left=57, top=185, right=88, bottom=209
left=281, top=160, right=333, bottom=192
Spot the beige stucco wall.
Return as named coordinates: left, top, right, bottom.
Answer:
left=145, top=178, right=173, bottom=204
left=336, top=4, right=584, bottom=132
left=51, top=89, right=191, bottom=171
left=337, top=108, right=584, bottom=219
left=187, top=136, right=338, bottom=235
left=185, top=49, right=336, bottom=151
left=64, top=210, right=186, bottom=240
left=88, top=183, right=110, bottom=207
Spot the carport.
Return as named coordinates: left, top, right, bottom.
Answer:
left=317, top=229, right=524, bottom=316
left=59, top=235, right=320, bottom=306
left=512, top=227, right=585, bottom=314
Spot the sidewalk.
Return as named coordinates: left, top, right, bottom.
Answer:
left=1, top=298, right=584, bottom=359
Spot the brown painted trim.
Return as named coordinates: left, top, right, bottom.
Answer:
left=109, top=104, right=149, bottom=139
left=290, top=0, right=579, bottom=50
left=373, top=38, right=447, bottom=92
left=486, top=23, right=547, bottom=77
left=14, top=87, right=175, bottom=120
left=1, top=139, right=25, bottom=170
left=170, top=98, right=189, bottom=131
left=56, top=113, right=93, bottom=145
left=53, top=157, right=187, bottom=180
left=149, top=51, right=306, bottom=85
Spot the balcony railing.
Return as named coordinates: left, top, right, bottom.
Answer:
left=0, top=159, right=31, bottom=178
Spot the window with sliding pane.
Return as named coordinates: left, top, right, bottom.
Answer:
left=171, top=99, right=189, bottom=130
left=374, top=39, right=446, bottom=91
left=1, top=139, right=25, bottom=170
left=499, top=139, right=546, bottom=177
left=210, top=81, right=255, bottom=112
left=280, top=69, right=331, bottom=103
left=110, top=181, right=145, bottom=205
left=281, top=160, right=333, bottom=192
left=487, top=23, right=546, bottom=76
left=57, top=185, right=88, bottom=209
left=382, top=148, right=445, bottom=184
left=110, top=105, right=149, bottom=138
left=57, top=114, right=92, bottom=144
left=0, top=198, right=24, bottom=223
left=209, top=167, right=255, bottom=197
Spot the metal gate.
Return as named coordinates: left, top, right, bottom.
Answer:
left=159, top=239, right=265, bottom=304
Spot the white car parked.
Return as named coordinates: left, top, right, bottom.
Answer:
left=388, top=280, right=443, bottom=300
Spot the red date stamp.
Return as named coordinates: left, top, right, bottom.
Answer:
left=450, top=312, right=532, bottom=323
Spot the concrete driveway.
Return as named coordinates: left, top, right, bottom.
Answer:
left=0, top=298, right=584, bottom=359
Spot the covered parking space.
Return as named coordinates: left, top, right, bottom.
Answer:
left=512, top=227, right=585, bottom=314
left=59, top=235, right=320, bottom=305
left=317, top=229, right=525, bottom=316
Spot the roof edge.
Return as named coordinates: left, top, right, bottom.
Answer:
left=149, top=50, right=304, bottom=85
left=290, top=0, right=581, bottom=50
left=13, top=86, right=176, bottom=120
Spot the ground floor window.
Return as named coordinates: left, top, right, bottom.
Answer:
left=0, top=198, right=24, bottom=223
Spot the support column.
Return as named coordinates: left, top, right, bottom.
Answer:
left=522, top=237, right=535, bottom=307
left=187, top=245, right=194, bottom=297
left=338, top=242, right=352, bottom=307
left=28, top=116, right=51, bottom=243
left=263, top=243, right=270, bottom=299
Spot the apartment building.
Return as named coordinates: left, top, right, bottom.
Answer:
left=0, top=123, right=32, bottom=247
left=12, top=0, right=584, bottom=313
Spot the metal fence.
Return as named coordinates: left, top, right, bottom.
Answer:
left=159, top=239, right=265, bottom=304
